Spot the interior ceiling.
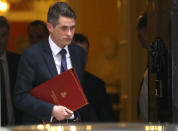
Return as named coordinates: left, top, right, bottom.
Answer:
left=8, top=0, right=57, bottom=1
left=8, top=0, right=66, bottom=11
left=10, top=1, right=32, bottom=11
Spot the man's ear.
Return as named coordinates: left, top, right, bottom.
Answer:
left=46, top=23, right=53, bottom=33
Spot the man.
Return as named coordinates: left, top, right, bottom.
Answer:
left=0, top=16, right=21, bottom=126
left=137, top=12, right=148, bottom=50
left=27, top=20, right=49, bottom=45
left=14, top=2, right=90, bottom=124
left=73, top=33, right=116, bottom=122
left=137, top=12, right=170, bottom=122
left=136, top=12, right=149, bottom=122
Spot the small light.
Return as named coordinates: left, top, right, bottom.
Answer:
left=145, top=126, right=150, bottom=130
left=57, top=126, right=64, bottom=131
left=37, top=124, right=44, bottom=130
left=158, top=126, right=163, bottom=131
left=0, top=0, right=10, bottom=12
left=70, top=126, right=76, bottom=131
left=150, top=126, right=155, bottom=130
left=145, top=125, right=163, bottom=131
left=86, top=125, right=92, bottom=130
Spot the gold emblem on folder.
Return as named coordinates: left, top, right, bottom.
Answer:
left=61, top=91, right=67, bottom=98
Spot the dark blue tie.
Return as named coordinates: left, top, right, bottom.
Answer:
left=59, top=49, right=80, bottom=121
left=60, top=49, right=67, bottom=73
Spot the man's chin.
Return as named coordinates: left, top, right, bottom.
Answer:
left=65, top=41, right=72, bottom=45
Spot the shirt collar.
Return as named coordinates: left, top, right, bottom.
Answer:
left=48, top=35, right=70, bottom=57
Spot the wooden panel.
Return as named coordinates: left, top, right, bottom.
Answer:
left=8, top=21, right=29, bottom=54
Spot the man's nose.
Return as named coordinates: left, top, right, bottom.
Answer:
left=67, top=29, right=72, bottom=36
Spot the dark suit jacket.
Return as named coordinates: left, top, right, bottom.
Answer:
left=7, top=51, right=20, bottom=95
left=14, top=39, right=87, bottom=124
left=7, top=51, right=22, bottom=125
left=82, top=71, right=116, bottom=122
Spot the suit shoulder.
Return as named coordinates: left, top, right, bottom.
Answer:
left=70, top=43, right=86, bottom=54
left=22, top=40, right=46, bottom=56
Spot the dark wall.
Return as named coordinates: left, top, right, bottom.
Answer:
left=171, top=0, right=178, bottom=123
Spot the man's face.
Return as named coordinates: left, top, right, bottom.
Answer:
left=28, top=25, right=48, bottom=45
left=47, top=16, right=76, bottom=48
left=0, top=27, right=9, bottom=56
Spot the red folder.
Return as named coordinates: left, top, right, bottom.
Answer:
left=30, top=68, right=88, bottom=111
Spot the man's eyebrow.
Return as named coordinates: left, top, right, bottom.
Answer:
left=61, top=25, right=75, bottom=27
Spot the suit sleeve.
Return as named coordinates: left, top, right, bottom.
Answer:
left=14, top=51, right=54, bottom=122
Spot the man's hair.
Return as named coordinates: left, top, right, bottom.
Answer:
left=137, top=12, right=147, bottom=29
left=47, top=2, right=76, bottom=27
left=73, top=33, right=89, bottom=47
left=27, top=20, right=49, bottom=35
left=0, top=16, right=9, bottom=30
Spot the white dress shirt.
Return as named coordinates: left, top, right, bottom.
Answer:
left=139, top=68, right=148, bottom=121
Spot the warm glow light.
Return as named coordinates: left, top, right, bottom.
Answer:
left=0, top=0, right=9, bottom=12
left=57, top=126, right=64, bottom=131
left=50, top=126, right=54, bottom=131
left=70, top=126, right=76, bottom=131
left=145, top=125, right=164, bottom=131
left=86, top=125, right=92, bottom=130
left=157, top=126, right=163, bottom=131
left=37, top=124, right=44, bottom=130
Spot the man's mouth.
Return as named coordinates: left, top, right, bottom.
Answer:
left=65, top=38, right=72, bottom=41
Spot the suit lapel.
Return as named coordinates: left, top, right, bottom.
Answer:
left=42, top=40, right=58, bottom=77
left=7, top=52, right=17, bottom=83
left=7, top=52, right=13, bottom=86
left=68, top=44, right=85, bottom=85
left=68, top=44, right=78, bottom=71
left=42, top=42, right=82, bottom=78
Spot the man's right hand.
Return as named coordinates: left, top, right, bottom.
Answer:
left=52, top=105, right=73, bottom=121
